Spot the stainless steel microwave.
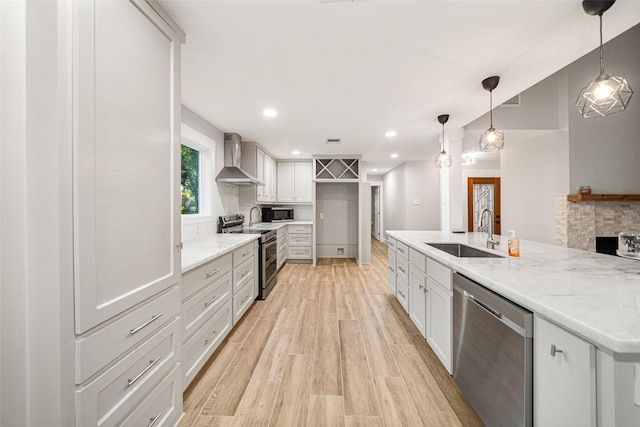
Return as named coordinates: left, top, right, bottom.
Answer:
left=262, top=207, right=294, bottom=222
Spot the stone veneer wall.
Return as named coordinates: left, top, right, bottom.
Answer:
left=555, top=197, right=640, bottom=251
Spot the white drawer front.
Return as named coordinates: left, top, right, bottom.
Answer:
left=427, top=257, right=451, bottom=291
left=233, top=257, right=254, bottom=294
left=409, top=247, right=426, bottom=273
left=396, top=255, right=409, bottom=282
left=182, top=272, right=232, bottom=342
left=120, top=364, right=181, bottom=427
left=288, top=224, right=312, bottom=234
left=75, top=287, right=180, bottom=384
left=76, top=318, right=180, bottom=427
left=232, top=241, right=255, bottom=267
left=396, top=241, right=409, bottom=259
left=233, top=281, right=256, bottom=325
left=183, top=300, right=232, bottom=387
left=396, top=280, right=409, bottom=312
left=288, top=246, right=312, bottom=259
left=387, top=237, right=396, bottom=250
left=182, top=254, right=231, bottom=301
left=288, top=234, right=312, bottom=246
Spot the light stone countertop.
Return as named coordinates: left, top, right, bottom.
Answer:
left=248, top=221, right=314, bottom=229
left=387, top=230, right=640, bottom=354
left=181, top=233, right=259, bottom=273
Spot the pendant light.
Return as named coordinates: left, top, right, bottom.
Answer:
left=576, top=0, right=633, bottom=118
left=435, top=114, right=452, bottom=168
left=479, top=76, right=504, bottom=152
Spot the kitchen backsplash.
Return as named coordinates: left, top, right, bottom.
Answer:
left=555, top=196, right=640, bottom=251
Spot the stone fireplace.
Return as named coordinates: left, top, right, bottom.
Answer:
left=555, top=197, right=640, bottom=251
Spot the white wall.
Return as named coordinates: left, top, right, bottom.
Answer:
left=315, top=183, right=359, bottom=257
left=181, top=106, right=242, bottom=239
left=500, top=130, right=569, bottom=244
left=383, top=163, right=406, bottom=235
left=404, top=161, right=441, bottom=230
left=567, top=23, right=640, bottom=194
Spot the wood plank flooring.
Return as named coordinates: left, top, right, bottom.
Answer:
left=181, top=238, right=483, bottom=427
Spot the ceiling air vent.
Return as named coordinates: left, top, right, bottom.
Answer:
left=500, top=94, right=521, bottom=107
left=326, top=138, right=341, bottom=144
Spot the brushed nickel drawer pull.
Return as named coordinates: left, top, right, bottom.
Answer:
left=204, top=295, right=218, bottom=307
left=204, top=330, right=219, bottom=344
left=130, top=313, right=163, bottom=335
left=241, top=271, right=249, bottom=278
left=242, top=251, right=250, bottom=256
left=398, top=290, right=405, bottom=298
left=550, top=344, right=564, bottom=357
left=398, top=248, right=405, bottom=254
left=148, top=412, right=162, bottom=427
left=398, top=266, right=406, bottom=274
left=206, top=268, right=222, bottom=278
left=127, top=356, right=161, bottom=387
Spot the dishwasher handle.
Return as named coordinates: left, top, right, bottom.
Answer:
left=465, top=290, right=502, bottom=319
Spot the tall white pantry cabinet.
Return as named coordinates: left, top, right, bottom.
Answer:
left=1, top=0, right=184, bottom=426
left=73, top=1, right=184, bottom=426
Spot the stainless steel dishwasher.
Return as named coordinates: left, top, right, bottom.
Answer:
left=453, top=273, right=533, bottom=427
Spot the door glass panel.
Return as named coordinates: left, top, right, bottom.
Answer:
left=472, top=184, right=494, bottom=232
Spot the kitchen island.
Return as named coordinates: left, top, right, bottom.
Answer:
left=387, top=230, right=640, bottom=426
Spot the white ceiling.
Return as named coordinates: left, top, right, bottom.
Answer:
left=161, top=0, right=640, bottom=173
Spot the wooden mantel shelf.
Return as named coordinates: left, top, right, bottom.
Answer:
left=567, top=194, right=640, bottom=202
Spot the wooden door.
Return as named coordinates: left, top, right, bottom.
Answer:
left=73, top=0, right=181, bottom=333
left=467, top=177, right=501, bottom=235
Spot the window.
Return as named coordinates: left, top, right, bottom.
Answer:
left=181, top=145, right=200, bottom=214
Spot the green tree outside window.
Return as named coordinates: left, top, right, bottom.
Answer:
left=181, top=145, right=199, bottom=214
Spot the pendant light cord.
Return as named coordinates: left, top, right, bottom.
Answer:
left=441, top=123, right=445, bottom=151
left=489, top=90, right=494, bottom=128
left=599, top=14, right=605, bottom=76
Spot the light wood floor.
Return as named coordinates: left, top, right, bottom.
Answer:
left=180, top=238, right=483, bottom=427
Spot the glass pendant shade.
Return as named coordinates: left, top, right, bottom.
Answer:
left=479, top=127, right=505, bottom=152
left=435, top=114, right=452, bottom=168
left=479, top=76, right=504, bottom=152
left=435, top=150, right=452, bottom=168
left=576, top=10, right=633, bottom=118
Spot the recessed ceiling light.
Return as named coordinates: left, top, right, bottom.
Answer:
left=390, top=153, right=399, bottom=158
left=385, top=130, right=397, bottom=138
left=292, top=150, right=300, bottom=155
left=263, top=108, right=277, bottom=117
left=372, top=168, right=378, bottom=172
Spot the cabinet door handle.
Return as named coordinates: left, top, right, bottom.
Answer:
left=398, top=266, right=406, bottom=274
left=129, top=313, right=163, bottom=335
left=398, top=248, right=405, bottom=254
left=242, top=251, right=250, bottom=257
left=388, top=266, right=394, bottom=272
left=204, top=295, right=218, bottom=307
left=550, top=344, right=564, bottom=357
left=148, top=412, right=162, bottom=427
left=206, top=268, right=222, bottom=278
left=128, top=356, right=161, bottom=387
left=398, top=290, right=405, bottom=298
left=241, top=271, right=249, bottom=278
left=204, top=330, right=219, bottom=344
left=418, top=284, right=423, bottom=290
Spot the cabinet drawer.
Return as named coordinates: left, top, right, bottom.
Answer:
left=409, top=248, right=426, bottom=273
left=288, top=234, right=312, bottom=246
left=120, top=364, right=181, bottom=427
left=288, top=224, right=312, bottom=234
left=76, top=318, right=180, bottom=427
left=182, top=272, right=231, bottom=342
left=427, top=258, right=451, bottom=291
left=233, top=281, right=256, bottom=325
left=288, top=246, right=312, bottom=259
left=182, top=254, right=231, bottom=301
left=387, top=237, right=396, bottom=250
left=396, top=241, right=409, bottom=259
left=233, top=241, right=255, bottom=267
left=278, top=238, right=287, bottom=251
left=388, top=266, right=397, bottom=296
left=233, top=257, right=254, bottom=294
left=396, top=255, right=409, bottom=282
left=183, top=300, right=233, bottom=387
left=396, top=279, right=409, bottom=312
left=75, top=287, right=180, bottom=384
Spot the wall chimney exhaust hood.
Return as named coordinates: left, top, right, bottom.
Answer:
left=215, top=133, right=264, bottom=185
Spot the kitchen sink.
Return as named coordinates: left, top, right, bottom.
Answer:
left=425, top=243, right=504, bottom=258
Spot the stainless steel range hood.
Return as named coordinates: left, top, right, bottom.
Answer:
left=215, top=133, right=263, bottom=185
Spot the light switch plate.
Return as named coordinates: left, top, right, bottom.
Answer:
left=412, top=199, right=421, bottom=206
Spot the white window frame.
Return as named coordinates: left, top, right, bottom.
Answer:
left=181, top=124, right=213, bottom=225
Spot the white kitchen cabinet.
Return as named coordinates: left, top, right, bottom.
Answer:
left=287, top=224, right=313, bottom=261
left=409, top=267, right=427, bottom=336
left=72, top=0, right=183, bottom=424
left=277, top=161, right=313, bottom=203
left=277, top=226, right=288, bottom=269
left=425, top=258, right=452, bottom=374
left=388, top=248, right=397, bottom=296
left=256, top=147, right=265, bottom=201
left=534, top=316, right=596, bottom=427
left=396, top=242, right=410, bottom=313
left=240, top=143, right=275, bottom=204
left=265, top=154, right=277, bottom=203
left=232, top=241, right=257, bottom=323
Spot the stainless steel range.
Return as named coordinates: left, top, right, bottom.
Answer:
left=218, top=214, right=277, bottom=300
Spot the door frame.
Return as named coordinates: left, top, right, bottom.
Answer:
left=467, top=177, right=501, bottom=235
left=370, top=183, right=383, bottom=241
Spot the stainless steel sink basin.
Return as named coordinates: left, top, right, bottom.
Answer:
left=425, top=243, right=504, bottom=258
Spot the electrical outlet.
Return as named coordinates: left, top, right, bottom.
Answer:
left=337, top=248, right=344, bottom=255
